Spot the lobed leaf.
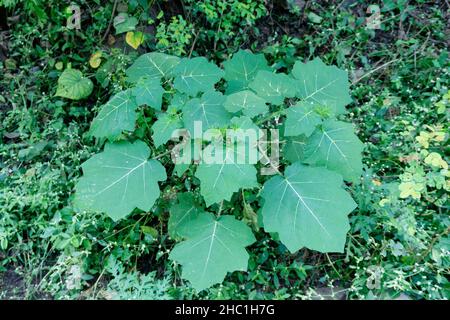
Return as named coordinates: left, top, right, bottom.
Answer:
left=224, top=90, right=268, bottom=118
left=151, top=113, right=182, bottom=148
left=181, top=90, right=231, bottom=135
left=90, top=90, right=138, bottom=140
left=168, top=193, right=206, bottom=239
left=169, top=213, right=256, bottom=291
left=74, top=140, right=167, bottom=221
left=303, top=120, right=364, bottom=182
left=249, top=71, right=297, bottom=105
left=195, top=142, right=258, bottom=206
left=292, top=58, right=352, bottom=115
left=131, top=78, right=165, bottom=110
left=173, top=57, right=224, bottom=96
left=284, top=101, right=322, bottom=137
left=223, top=49, right=271, bottom=93
left=261, top=163, right=356, bottom=253
left=125, top=52, right=180, bottom=83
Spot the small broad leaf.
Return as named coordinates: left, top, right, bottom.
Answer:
left=195, top=142, right=258, bottom=206
left=131, top=78, right=164, bottom=110
left=151, top=113, right=182, bottom=148
left=169, top=213, right=256, bottom=291
left=249, top=71, right=297, bottom=105
left=90, top=90, right=138, bottom=140
left=74, top=140, right=167, bottom=221
left=173, top=57, right=224, bottom=96
left=304, top=120, right=364, bottom=182
left=168, top=193, right=206, bottom=239
left=55, top=69, right=93, bottom=100
left=224, top=90, right=268, bottom=118
left=284, top=101, right=322, bottom=137
left=182, top=90, right=231, bottom=135
left=223, top=49, right=271, bottom=93
left=126, top=52, right=180, bottom=83
left=261, top=163, right=356, bottom=253
left=292, top=58, right=352, bottom=115
left=125, top=31, right=145, bottom=49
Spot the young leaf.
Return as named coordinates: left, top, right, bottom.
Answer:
left=131, top=78, right=164, bottom=110
left=74, top=140, right=167, bottom=221
left=55, top=69, right=93, bottom=100
left=249, top=71, right=297, bottom=105
left=223, top=49, right=271, bottom=93
left=292, top=58, right=352, bottom=115
left=169, top=213, right=256, bottom=291
left=261, top=163, right=356, bottom=253
left=173, top=57, right=224, bottom=96
left=181, top=90, right=231, bottom=135
left=151, top=113, right=182, bottom=148
left=125, top=52, right=180, bottom=83
left=224, top=90, right=268, bottom=118
left=284, top=101, right=322, bottom=137
left=303, top=120, right=364, bottom=182
left=90, top=90, right=138, bottom=140
left=168, top=193, right=206, bottom=239
left=195, top=142, right=258, bottom=206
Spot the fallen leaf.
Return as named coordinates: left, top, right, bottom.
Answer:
left=89, top=51, right=102, bottom=69
left=126, top=31, right=144, bottom=50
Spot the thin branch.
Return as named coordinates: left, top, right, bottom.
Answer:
left=101, top=0, right=119, bottom=44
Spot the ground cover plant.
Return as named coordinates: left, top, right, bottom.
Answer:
left=0, top=0, right=448, bottom=300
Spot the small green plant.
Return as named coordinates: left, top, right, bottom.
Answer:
left=71, top=49, right=363, bottom=291
left=104, top=257, right=172, bottom=300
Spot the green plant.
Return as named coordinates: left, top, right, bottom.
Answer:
left=70, top=49, right=364, bottom=291
left=183, top=0, right=266, bottom=55
left=103, top=256, right=172, bottom=300
left=154, top=14, right=194, bottom=56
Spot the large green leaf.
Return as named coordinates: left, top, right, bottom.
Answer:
left=181, top=90, right=231, bottom=135
left=74, top=140, right=167, bottom=221
left=151, top=113, right=182, bottom=148
left=55, top=69, right=93, bottom=100
left=131, top=78, right=164, bottom=110
left=304, top=120, right=364, bottom=182
left=284, top=101, right=322, bottom=137
left=125, top=52, right=180, bottom=83
left=90, top=90, right=138, bottom=140
left=223, top=49, right=271, bottom=93
left=224, top=90, right=268, bottom=118
left=113, top=13, right=138, bottom=34
left=173, top=57, right=224, bottom=96
left=261, top=163, right=356, bottom=253
left=168, top=193, right=206, bottom=239
left=195, top=142, right=258, bottom=206
left=283, top=135, right=306, bottom=163
left=292, top=58, right=352, bottom=115
left=249, top=71, right=297, bottom=105
left=169, top=213, right=256, bottom=291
